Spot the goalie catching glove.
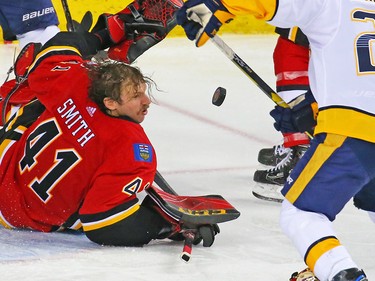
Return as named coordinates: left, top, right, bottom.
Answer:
left=176, top=0, right=234, bottom=47
left=91, top=0, right=182, bottom=63
left=270, top=90, right=318, bottom=134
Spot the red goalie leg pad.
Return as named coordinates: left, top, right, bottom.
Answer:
left=283, top=132, right=311, bottom=148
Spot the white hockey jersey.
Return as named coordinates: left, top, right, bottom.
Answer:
left=223, top=0, right=375, bottom=142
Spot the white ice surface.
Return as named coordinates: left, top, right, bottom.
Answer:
left=0, top=35, right=374, bottom=281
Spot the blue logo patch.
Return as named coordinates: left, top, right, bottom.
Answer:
left=133, top=143, right=153, bottom=162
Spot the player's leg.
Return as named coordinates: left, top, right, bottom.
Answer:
left=0, top=0, right=60, bottom=47
left=257, top=32, right=311, bottom=164
left=83, top=196, right=180, bottom=246
left=280, top=133, right=373, bottom=281
left=83, top=195, right=219, bottom=246
left=253, top=30, right=311, bottom=201
left=254, top=143, right=308, bottom=185
left=257, top=30, right=310, bottom=165
left=252, top=143, right=308, bottom=202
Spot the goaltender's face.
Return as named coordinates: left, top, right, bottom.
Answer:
left=104, top=81, right=150, bottom=123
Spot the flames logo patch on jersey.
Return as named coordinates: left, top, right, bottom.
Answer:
left=133, top=143, right=153, bottom=162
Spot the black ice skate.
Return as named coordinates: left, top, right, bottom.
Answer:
left=254, top=145, right=308, bottom=185
left=332, top=268, right=368, bottom=281
left=252, top=145, right=309, bottom=203
left=257, top=144, right=291, bottom=166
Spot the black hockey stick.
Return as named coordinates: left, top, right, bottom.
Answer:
left=211, top=35, right=289, bottom=108
left=154, top=170, right=178, bottom=195
left=61, top=0, right=75, bottom=32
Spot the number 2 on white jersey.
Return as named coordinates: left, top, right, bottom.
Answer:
left=352, top=9, right=375, bottom=74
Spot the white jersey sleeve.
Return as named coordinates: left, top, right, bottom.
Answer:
left=221, top=0, right=375, bottom=141
left=270, top=0, right=375, bottom=142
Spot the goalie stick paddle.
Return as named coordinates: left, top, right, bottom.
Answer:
left=211, top=35, right=289, bottom=109
left=146, top=185, right=240, bottom=225
left=149, top=175, right=240, bottom=262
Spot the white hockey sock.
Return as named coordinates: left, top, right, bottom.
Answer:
left=280, top=200, right=357, bottom=281
left=314, top=246, right=358, bottom=281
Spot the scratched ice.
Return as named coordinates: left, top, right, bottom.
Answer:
left=0, top=35, right=374, bottom=281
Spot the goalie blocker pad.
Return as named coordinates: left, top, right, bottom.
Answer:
left=146, top=185, right=240, bottom=225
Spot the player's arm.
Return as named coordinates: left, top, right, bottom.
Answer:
left=97, top=0, right=181, bottom=63
left=176, top=0, right=277, bottom=47
left=27, top=0, right=181, bottom=71
left=65, top=0, right=181, bottom=63
left=270, top=90, right=318, bottom=133
left=275, top=27, right=310, bottom=47
left=221, top=0, right=277, bottom=18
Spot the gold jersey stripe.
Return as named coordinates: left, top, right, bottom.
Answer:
left=289, top=26, right=299, bottom=42
left=4, top=104, right=25, bottom=131
left=284, top=134, right=346, bottom=203
left=82, top=204, right=140, bottom=232
left=305, top=237, right=341, bottom=271
left=0, top=139, right=15, bottom=163
left=222, top=0, right=277, bottom=20
left=315, top=107, right=375, bottom=143
left=0, top=211, right=14, bottom=229
left=28, top=45, right=81, bottom=74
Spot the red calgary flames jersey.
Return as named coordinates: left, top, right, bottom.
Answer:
left=0, top=48, right=157, bottom=232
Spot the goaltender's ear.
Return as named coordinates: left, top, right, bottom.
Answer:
left=103, top=97, right=117, bottom=111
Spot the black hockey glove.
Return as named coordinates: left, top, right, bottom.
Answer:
left=92, top=0, right=182, bottom=63
left=72, top=11, right=94, bottom=34
left=176, top=0, right=234, bottom=47
left=169, top=224, right=220, bottom=247
left=270, top=90, right=318, bottom=133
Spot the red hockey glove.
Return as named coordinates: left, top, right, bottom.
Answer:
left=176, top=0, right=234, bottom=47
left=103, top=0, right=182, bottom=63
left=91, top=13, right=128, bottom=50
left=270, top=90, right=318, bottom=134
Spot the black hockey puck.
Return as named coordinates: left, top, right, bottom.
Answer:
left=212, top=87, right=226, bottom=106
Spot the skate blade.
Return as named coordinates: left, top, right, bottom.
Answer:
left=252, top=183, right=284, bottom=203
